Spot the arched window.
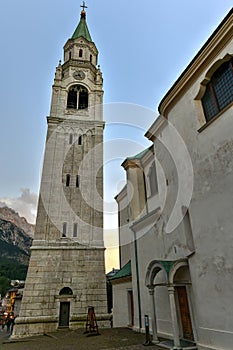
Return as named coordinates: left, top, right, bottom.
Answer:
left=67, top=88, right=77, bottom=109
left=59, top=287, right=73, bottom=295
left=66, top=174, right=71, bottom=187
left=78, top=135, right=82, bottom=145
left=67, top=85, right=88, bottom=110
left=69, top=51, right=72, bottom=60
left=79, top=49, right=83, bottom=57
left=90, top=54, right=92, bottom=63
left=79, top=89, right=88, bottom=109
left=202, top=57, right=233, bottom=122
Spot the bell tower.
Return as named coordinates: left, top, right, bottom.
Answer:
left=13, top=3, right=108, bottom=337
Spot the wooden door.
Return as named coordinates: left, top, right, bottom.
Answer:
left=176, top=286, right=194, bottom=341
left=59, top=302, right=70, bottom=327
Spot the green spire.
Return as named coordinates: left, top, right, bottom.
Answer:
left=72, top=10, right=92, bottom=42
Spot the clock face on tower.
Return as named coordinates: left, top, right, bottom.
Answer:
left=73, top=70, right=85, bottom=80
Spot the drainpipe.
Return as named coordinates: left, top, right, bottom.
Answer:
left=133, top=228, right=142, bottom=329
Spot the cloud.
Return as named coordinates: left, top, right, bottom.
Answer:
left=0, top=188, right=38, bottom=224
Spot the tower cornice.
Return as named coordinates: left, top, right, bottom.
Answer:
left=62, top=59, right=98, bottom=75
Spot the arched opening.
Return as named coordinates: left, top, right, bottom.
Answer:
left=145, top=261, right=168, bottom=343
left=59, top=287, right=73, bottom=296
left=79, top=89, right=88, bottom=109
left=90, top=54, right=92, bottom=63
left=58, top=287, right=73, bottom=327
left=67, top=88, right=77, bottom=109
left=169, top=262, right=195, bottom=343
left=67, top=85, right=88, bottom=110
left=79, top=49, right=83, bottom=57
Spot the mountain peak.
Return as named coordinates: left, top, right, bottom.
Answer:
left=0, top=206, right=34, bottom=238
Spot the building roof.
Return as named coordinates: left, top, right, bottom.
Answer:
left=127, top=147, right=150, bottom=161
left=110, top=260, right=131, bottom=281
left=106, top=268, right=120, bottom=278
left=72, top=11, right=92, bottom=42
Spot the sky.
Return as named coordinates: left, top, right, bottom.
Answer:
left=0, top=1, right=232, bottom=271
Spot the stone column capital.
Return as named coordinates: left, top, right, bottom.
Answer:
left=148, top=288, right=155, bottom=296
left=168, top=285, right=175, bottom=294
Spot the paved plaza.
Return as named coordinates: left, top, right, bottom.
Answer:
left=0, top=327, right=164, bottom=350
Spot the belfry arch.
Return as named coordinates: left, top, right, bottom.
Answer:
left=67, top=84, right=89, bottom=110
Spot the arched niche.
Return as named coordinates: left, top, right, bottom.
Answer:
left=59, top=287, right=73, bottom=296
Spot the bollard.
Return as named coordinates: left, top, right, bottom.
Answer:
left=143, top=314, right=152, bottom=346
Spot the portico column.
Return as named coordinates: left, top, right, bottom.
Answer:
left=149, top=287, right=159, bottom=343
left=168, top=286, right=181, bottom=349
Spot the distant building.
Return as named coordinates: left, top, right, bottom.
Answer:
left=110, top=260, right=133, bottom=328
left=114, top=9, right=233, bottom=350
left=106, top=268, right=120, bottom=314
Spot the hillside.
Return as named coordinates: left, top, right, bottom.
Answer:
left=0, top=219, right=32, bottom=265
left=0, top=207, right=34, bottom=296
left=0, top=206, right=34, bottom=238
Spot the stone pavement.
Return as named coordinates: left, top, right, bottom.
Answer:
left=0, top=327, right=165, bottom=350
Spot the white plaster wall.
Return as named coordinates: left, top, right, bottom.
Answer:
left=131, top=224, right=173, bottom=337
left=112, top=281, right=132, bottom=327
left=115, top=22, right=233, bottom=350
left=118, top=194, right=132, bottom=267
left=159, top=42, right=233, bottom=348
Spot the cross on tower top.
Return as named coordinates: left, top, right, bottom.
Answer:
left=80, top=1, right=88, bottom=11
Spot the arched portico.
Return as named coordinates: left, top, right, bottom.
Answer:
left=145, top=261, right=168, bottom=344
left=145, top=260, right=168, bottom=288
left=145, top=259, right=195, bottom=349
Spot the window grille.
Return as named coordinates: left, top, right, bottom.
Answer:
left=202, top=58, right=233, bottom=122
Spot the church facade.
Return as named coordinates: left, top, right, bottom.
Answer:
left=13, top=7, right=108, bottom=337
left=113, top=9, right=233, bottom=350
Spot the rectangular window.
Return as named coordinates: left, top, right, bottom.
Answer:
left=76, top=175, right=80, bottom=188
left=73, top=223, right=78, bottom=237
left=69, top=134, right=73, bottom=144
left=62, top=222, right=67, bottom=237
left=66, top=174, right=71, bottom=187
